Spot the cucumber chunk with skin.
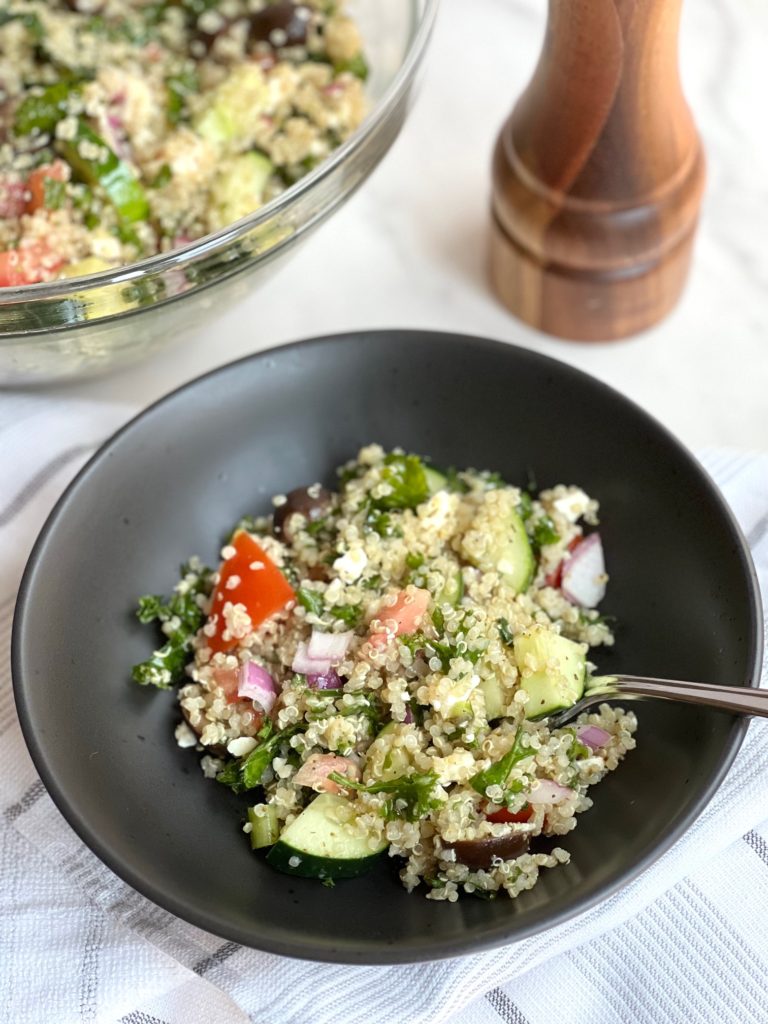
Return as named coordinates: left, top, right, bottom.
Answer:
left=248, top=804, right=279, bottom=850
left=437, top=566, right=464, bottom=608
left=266, top=793, right=387, bottom=881
left=364, top=721, right=411, bottom=783
left=424, top=466, right=448, bottom=495
left=209, top=152, right=273, bottom=229
left=461, top=492, right=535, bottom=594
left=479, top=674, right=507, bottom=720
left=194, top=64, right=268, bottom=148
left=514, top=626, right=587, bottom=719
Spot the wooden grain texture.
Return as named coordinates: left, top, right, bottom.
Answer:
left=489, top=0, right=706, bottom=341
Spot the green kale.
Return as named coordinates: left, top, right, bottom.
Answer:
left=328, top=770, right=442, bottom=822
left=217, top=721, right=300, bottom=793
left=297, top=587, right=325, bottom=617
left=150, top=163, right=172, bottom=189
left=516, top=491, right=533, bottom=521
left=532, top=515, right=559, bottom=549
left=405, top=552, right=425, bottom=571
left=469, top=726, right=533, bottom=797
left=333, top=53, right=369, bottom=80
left=330, top=603, right=363, bottom=628
left=496, top=618, right=515, bottom=647
left=166, top=68, right=198, bottom=124
left=376, top=453, right=430, bottom=511
left=131, top=562, right=213, bottom=689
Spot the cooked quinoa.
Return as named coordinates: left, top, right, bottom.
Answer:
left=0, top=0, right=367, bottom=285
left=134, top=446, right=637, bottom=900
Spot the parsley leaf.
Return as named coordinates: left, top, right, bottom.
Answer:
left=469, top=726, right=533, bottom=797
left=329, top=770, right=442, bottom=821
left=131, top=562, right=213, bottom=688
left=497, top=618, right=515, bottom=647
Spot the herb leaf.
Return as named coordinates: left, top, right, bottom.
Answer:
left=131, top=563, right=212, bottom=689
left=497, top=618, right=515, bottom=647
left=329, top=770, right=442, bottom=821
left=469, top=726, right=532, bottom=797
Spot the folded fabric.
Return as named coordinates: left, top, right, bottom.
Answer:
left=0, top=392, right=765, bottom=1024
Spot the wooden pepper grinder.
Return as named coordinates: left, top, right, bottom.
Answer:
left=489, top=0, right=706, bottom=341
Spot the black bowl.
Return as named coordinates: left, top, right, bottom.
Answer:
left=12, top=330, right=762, bottom=963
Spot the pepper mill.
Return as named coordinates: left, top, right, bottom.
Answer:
left=489, top=0, right=706, bottom=341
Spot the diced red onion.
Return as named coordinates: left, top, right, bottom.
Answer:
left=527, top=779, right=573, bottom=806
left=292, top=641, right=331, bottom=676
left=307, top=628, right=352, bottom=664
left=237, top=662, right=277, bottom=712
left=577, top=725, right=612, bottom=750
left=0, top=179, right=26, bottom=219
left=307, top=669, right=342, bottom=690
left=403, top=705, right=414, bottom=724
left=561, top=533, right=606, bottom=608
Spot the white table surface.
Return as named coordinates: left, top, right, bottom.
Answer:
left=49, top=0, right=768, bottom=453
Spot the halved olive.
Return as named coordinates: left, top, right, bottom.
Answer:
left=273, top=485, right=332, bottom=542
left=443, top=832, right=530, bottom=870
left=248, top=2, right=310, bottom=48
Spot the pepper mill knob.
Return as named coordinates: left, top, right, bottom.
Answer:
left=489, top=0, right=706, bottom=341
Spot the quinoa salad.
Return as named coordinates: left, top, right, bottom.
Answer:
left=0, top=0, right=367, bottom=286
left=133, top=447, right=637, bottom=901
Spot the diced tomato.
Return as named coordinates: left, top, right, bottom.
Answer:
left=24, top=160, right=69, bottom=214
left=544, top=536, right=583, bottom=589
left=0, top=177, right=27, bottom=219
left=0, top=243, right=65, bottom=287
left=485, top=804, right=533, bottom=825
left=369, top=587, right=431, bottom=648
left=293, top=753, right=360, bottom=794
left=205, top=530, right=295, bottom=654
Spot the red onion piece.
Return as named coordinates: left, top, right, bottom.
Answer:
left=577, top=724, right=612, bottom=750
left=237, top=662, right=276, bottom=712
left=403, top=705, right=414, bottom=724
left=527, top=779, right=573, bottom=806
left=561, top=533, right=606, bottom=608
left=306, top=669, right=342, bottom=690
left=307, top=628, right=352, bottom=664
left=0, top=178, right=26, bottom=219
left=292, top=641, right=331, bottom=676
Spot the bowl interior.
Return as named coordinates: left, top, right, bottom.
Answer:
left=13, top=331, right=761, bottom=962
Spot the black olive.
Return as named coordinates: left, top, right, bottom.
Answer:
left=248, top=2, right=310, bottom=48
left=273, top=485, right=332, bottom=542
left=443, top=832, right=530, bottom=870
left=64, top=0, right=106, bottom=11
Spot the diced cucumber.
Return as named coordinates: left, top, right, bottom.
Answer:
left=209, top=152, right=273, bottom=229
left=490, top=509, right=535, bottom=593
left=194, top=64, right=268, bottom=148
left=364, top=722, right=411, bottom=783
left=514, top=626, right=586, bottom=719
left=437, top=567, right=464, bottom=608
left=479, top=674, right=507, bottom=721
left=464, top=504, right=534, bottom=594
left=266, top=793, right=386, bottom=881
left=248, top=804, right=279, bottom=850
left=424, top=467, right=448, bottom=495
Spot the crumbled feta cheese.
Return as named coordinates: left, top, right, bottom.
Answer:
left=227, top=736, right=258, bottom=757
left=333, top=546, right=367, bottom=583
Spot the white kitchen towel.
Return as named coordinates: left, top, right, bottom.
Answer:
left=0, top=393, right=766, bottom=1024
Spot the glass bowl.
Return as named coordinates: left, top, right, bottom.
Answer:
left=0, top=0, right=438, bottom=385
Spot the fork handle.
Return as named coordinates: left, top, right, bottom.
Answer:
left=585, top=675, right=768, bottom=718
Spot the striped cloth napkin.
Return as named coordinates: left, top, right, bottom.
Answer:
left=0, top=392, right=766, bottom=1024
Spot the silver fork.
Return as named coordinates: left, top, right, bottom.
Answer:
left=546, top=674, right=768, bottom=729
